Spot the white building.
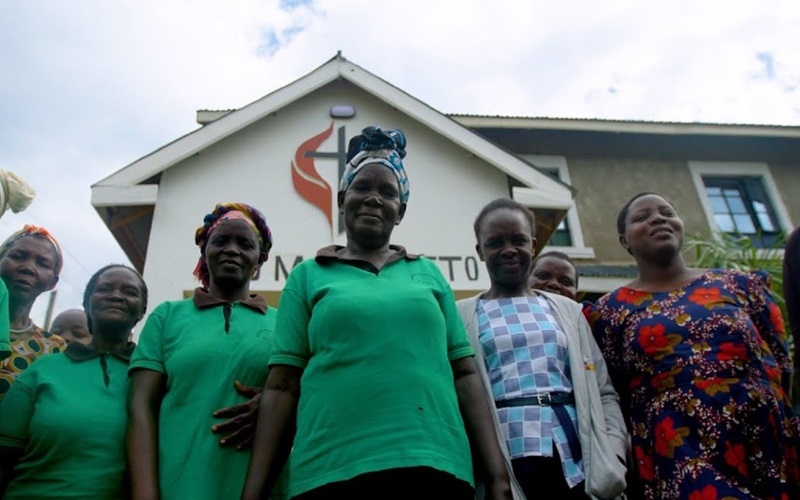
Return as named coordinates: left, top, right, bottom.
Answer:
left=91, top=54, right=574, bottom=315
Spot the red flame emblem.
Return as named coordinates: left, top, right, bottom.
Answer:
left=291, top=122, right=334, bottom=231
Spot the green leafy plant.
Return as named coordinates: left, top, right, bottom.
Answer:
left=685, top=231, right=786, bottom=306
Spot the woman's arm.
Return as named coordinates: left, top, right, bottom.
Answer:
left=451, top=356, right=512, bottom=500
left=127, top=369, right=166, bottom=500
left=241, top=365, right=301, bottom=500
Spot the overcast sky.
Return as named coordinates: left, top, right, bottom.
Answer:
left=2, top=0, right=799, bottom=326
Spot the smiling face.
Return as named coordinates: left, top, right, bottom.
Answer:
left=205, top=219, right=262, bottom=291
left=476, top=208, right=537, bottom=290
left=620, top=194, right=684, bottom=261
left=88, top=268, right=145, bottom=332
left=0, top=236, right=59, bottom=305
left=339, top=164, right=406, bottom=248
left=530, top=255, right=578, bottom=300
left=50, top=309, right=91, bottom=345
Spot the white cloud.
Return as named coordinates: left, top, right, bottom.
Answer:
left=1, top=0, right=799, bottom=324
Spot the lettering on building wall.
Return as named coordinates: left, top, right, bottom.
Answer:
left=263, top=254, right=481, bottom=284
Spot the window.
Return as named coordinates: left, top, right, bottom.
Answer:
left=702, top=177, right=781, bottom=246
left=519, top=155, right=594, bottom=258
left=689, top=162, right=791, bottom=248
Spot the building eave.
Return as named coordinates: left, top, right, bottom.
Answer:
left=450, top=114, right=800, bottom=139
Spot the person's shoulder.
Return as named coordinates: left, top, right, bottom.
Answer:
left=410, top=255, right=439, bottom=270
left=154, top=296, right=194, bottom=313
left=707, top=267, right=772, bottom=294
left=35, top=328, right=67, bottom=350
left=455, top=291, right=483, bottom=305
left=787, top=226, right=800, bottom=248
left=587, top=289, right=628, bottom=319
left=16, top=351, right=67, bottom=380
left=538, top=290, right=584, bottom=317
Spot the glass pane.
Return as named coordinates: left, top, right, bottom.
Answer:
left=756, top=211, right=776, bottom=232
left=725, top=194, right=747, bottom=214
left=705, top=186, right=721, bottom=195
left=708, top=195, right=728, bottom=214
left=550, top=231, right=572, bottom=246
left=723, top=189, right=739, bottom=198
left=715, top=214, right=735, bottom=232
left=733, top=214, right=756, bottom=234
left=557, top=220, right=567, bottom=230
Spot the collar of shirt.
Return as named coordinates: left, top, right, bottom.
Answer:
left=192, top=287, right=268, bottom=314
left=314, top=244, right=420, bottom=265
left=64, top=341, right=136, bottom=362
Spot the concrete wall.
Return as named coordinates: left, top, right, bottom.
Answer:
left=771, top=162, right=800, bottom=229
left=566, top=158, right=710, bottom=263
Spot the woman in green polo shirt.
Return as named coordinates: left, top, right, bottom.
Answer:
left=242, top=127, right=511, bottom=499
left=0, top=264, right=147, bottom=499
left=127, top=203, right=284, bottom=500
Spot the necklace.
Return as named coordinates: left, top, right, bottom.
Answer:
left=9, top=322, right=34, bottom=334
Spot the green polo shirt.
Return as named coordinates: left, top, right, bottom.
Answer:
left=0, top=341, right=135, bottom=499
left=0, top=279, right=10, bottom=360
left=129, top=289, right=282, bottom=500
left=270, top=245, right=475, bottom=497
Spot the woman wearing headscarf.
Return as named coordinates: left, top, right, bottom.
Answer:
left=589, top=192, right=799, bottom=499
left=242, top=127, right=511, bottom=500
left=530, top=251, right=580, bottom=301
left=0, top=225, right=67, bottom=398
left=457, top=199, right=627, bottom=500
left=127, top=203, right=285, bottom=500
left=0, top=264, right=147, bottom=499
left=0, top=169, right=37, bottom=363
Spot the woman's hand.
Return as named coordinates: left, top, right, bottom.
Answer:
left=212, top=380, right=261, bottom=450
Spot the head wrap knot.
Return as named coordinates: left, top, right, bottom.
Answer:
left=0, top=224, right=63, bottom=275
left=0, top=170, right=36, bottom=219
left=339, top=126, right=410, bottom=203
left=193, top=203, right=273, bottom=289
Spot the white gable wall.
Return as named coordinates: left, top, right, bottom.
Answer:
left=142, top=82, right=511, bottom=314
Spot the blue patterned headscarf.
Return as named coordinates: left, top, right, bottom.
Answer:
left=339, top=126, right=410, bottom=203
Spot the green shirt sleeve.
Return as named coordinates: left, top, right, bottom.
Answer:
left=129, top=302, right=169, bottom=375
left=0, top=370, right=35, bottom=448
left=270, top=264, right=312, bottom=369
left=0, top=279, right=10, bottom=360
left=425, top=258, right=474, bottom=361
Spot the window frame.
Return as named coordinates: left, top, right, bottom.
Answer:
left=688, top=161, right=792, bottom=249
left=523, top=155, right=595, bottom=258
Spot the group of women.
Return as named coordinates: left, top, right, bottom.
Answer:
left=0, top=129, right=797, bottom=499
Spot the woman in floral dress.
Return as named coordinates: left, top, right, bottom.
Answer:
left=589, top=192, right=799, bottom=499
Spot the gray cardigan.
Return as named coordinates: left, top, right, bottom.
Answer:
left=457, top=291, right=628, bottom=500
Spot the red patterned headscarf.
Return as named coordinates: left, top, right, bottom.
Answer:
left=0, top=224, right=63, bottom=275
left=193, top=203, right=272, bottom=289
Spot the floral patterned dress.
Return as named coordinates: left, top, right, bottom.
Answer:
left=589, top=268, right=799, bottom=500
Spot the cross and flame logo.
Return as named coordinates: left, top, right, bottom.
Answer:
left=290, top=121, right=348, bottom=238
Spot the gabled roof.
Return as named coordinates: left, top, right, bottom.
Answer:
left=92, top=54, right=573, bottom=201
left=91, top=54, right=575, bottom=271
